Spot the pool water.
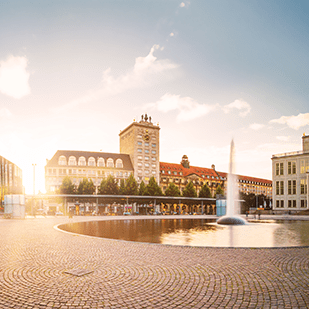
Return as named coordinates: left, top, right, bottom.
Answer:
left=58, top=218, right=309, bottom=248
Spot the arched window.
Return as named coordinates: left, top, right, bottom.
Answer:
left=68, top=156, right=77, bottom=166
left=78, top=156, right=86, bottom=166
left=97, top=157, right=105, bottom=167
left=115, top=159, right=123, bottom=168
left=107, top=158, right=114, bottom=168
left=88, top=157, right=96, bottom=166
left=58, top=155, right=67, bottom=165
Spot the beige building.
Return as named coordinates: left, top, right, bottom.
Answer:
left=45, top=150, right=133, bottom=193
left=45, top=116, right=272, bottom=200
left=272, top=134, right=309, bottom=211
left=119, top=114, right=160, bottom=184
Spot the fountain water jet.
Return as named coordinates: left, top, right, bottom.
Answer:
left=217, top=140, right=246, bottom=225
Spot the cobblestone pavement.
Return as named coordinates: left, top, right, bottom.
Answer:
left=0, top=215, right=309, bottom=308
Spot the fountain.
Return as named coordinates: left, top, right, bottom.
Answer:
left=217, top=140, right=246, bottom=225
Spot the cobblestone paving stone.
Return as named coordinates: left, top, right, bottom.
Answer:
left=0, top=215, right=308, bottom=308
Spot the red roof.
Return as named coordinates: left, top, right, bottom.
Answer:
left=160, top=162, right=272, bottom=185
left=160, top=162, right=220, bottom=179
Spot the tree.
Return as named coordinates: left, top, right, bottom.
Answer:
left=98, top=175, right=119, bottom=195
left=199, top=183, right=212, bottom=198
left=165, top=183, right=181, bottom=197
left=124, top=174, right=138, bottom=195
left=239, top=192, right=255, bottom=213
left=144, top=177, right=163, bottom=196
left=59, top=176, right=75, bottom=194
left=182, top=181, right=197, bottom=197
left=77, top=178, right=95, bottom=195
left=138, top=181, right=146, bottom=196
left=215, top=185, right=224, bottom=197
left=119, top=179, right=126, bottom=195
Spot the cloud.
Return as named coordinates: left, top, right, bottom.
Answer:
left=249, top=123, right=265, bottom=130
left=222, top=99, right=251, bottom=117
left=150, top=93, right=216, bottom=122
left=276, top=136, right=290, bottom=142
left=54, top=45, right=178, bottom=112
left=270, top=113, right=309, bottom=130
left=0, top=55, right=31, bottom=99
left=0, top=108, right=12, bottom=120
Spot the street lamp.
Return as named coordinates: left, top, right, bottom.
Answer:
left=306, top=170, right=309, bottom=208
left=32, top=164, right=36, bottom=217
left=32, top=163, right=36, bottom=195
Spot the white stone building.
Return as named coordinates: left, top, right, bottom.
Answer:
left=272, top=134, right=309, bottom=211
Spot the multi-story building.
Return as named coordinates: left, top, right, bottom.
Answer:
left=272, top=134, right=309, bottom=211
left=0, top=156, right=23, bottom=200
left=45, top=116, right=272, bottom=199
left=160, top=156, right=225, bottom=197
left=217, top=172, right=272, bottom=198
left=119, top=114, right=160, bottom=184
left=45, top=150, right=133, bottom=193
left=160, top=155, right=272, bottom=198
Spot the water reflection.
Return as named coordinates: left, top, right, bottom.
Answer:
left=58, top=219, right=309, bottom=248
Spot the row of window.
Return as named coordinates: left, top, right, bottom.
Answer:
left=137, top=156, right=156, bottom=161
left=137, top=141, right=156, bottom=147
left=275, top=160, right=309, bottom=176
left=161, top=177, right=220, bottom=187
left=48, top=168, right=131, bottom=178
left=137, top=149, right=156, bottom=154
left=137, top=162, right=156, bottom=168
left=58, top=156, right=123, bottom=168
left=275, top=179, right=308, bottom=195
left=275, top=200, right=307, bottom=208
left=138, top=170, right=156, bottom=175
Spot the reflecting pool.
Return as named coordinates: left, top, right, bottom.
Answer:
left=58, top=219, right=309, bottom=248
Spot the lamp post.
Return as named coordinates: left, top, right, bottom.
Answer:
left=306, top=170, right=309, bottom=208
left=32, top=164, right=36, bottom=195
left=32, top=164, right=36, bottom=217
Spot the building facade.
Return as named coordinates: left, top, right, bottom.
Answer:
left=0, top=156, right=23, bottom=201
left=45, top=116, right=272, bottom=200
left=45, top=150, right=133, bottom=193
left=272, top=134, right=309, bottom=211
left=160, top=156, right=225, bottom=197
left=160, top=155, right=272, bottom=198
left=119, top=114, right=160, bottom=184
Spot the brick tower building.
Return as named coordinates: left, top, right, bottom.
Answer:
left=119, top=114, right=160, bottom=184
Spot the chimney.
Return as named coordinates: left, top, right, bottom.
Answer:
left=302, top=134, right=309, bottom=152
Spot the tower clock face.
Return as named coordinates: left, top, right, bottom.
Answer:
left=143, top=134, right=150, bottom=141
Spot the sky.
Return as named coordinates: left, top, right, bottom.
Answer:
left=1, top=0, right=309, bottom=194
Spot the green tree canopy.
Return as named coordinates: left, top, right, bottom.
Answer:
left=215, top=184, right=224, bottom=197
left=59, top=176, right=76, bottom=194
left=198, top=183, right=212, bottom=198
left=77, top=178, right=95, bottom=195
left=182, top=181, right=197, bottom=198
left=119, top=179, right=126, bottom=195
left=165, top=182, right=181, bottom=197
left=138, top=181, right=146, bottom=196
left=98, top=175, right=119, bottom=195
left=144, top=177, right=163, bottom=196
left=124, top=174, right=139, bottom=195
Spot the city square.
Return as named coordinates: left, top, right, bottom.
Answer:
left=0, top=215, right=308, bottom=308
left=1, top=1, right=309, bottom=308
